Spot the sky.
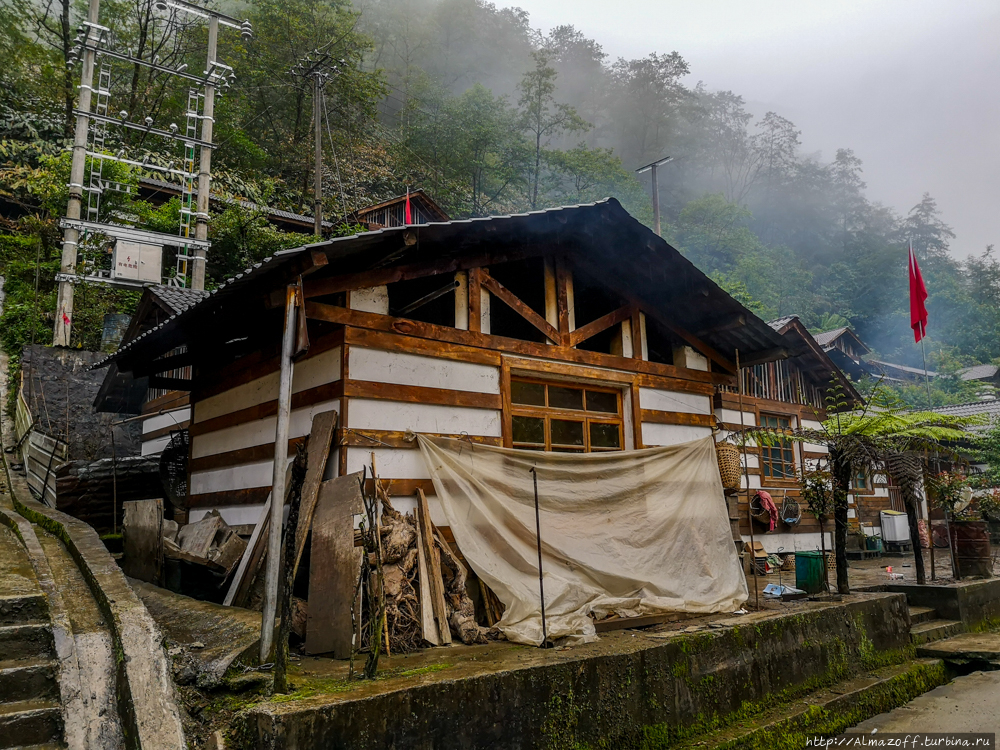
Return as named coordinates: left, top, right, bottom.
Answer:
left=499, top=0, right=1000, bottom=258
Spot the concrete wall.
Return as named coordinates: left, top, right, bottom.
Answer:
left=236, top=594, right=912, bottom=750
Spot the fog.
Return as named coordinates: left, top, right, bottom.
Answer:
left=504, top=0, right=1000, bottom=258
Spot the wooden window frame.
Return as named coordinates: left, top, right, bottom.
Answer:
left=851, top=470, right=874, bottom=495
left=507, top=375, right=626, bottom=453
left=759, top=412, right=797, bottom=483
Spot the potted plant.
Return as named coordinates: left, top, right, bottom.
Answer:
left=977, top=488, right=1000, bottom=544
left=930, top=471, right=993, bottom=579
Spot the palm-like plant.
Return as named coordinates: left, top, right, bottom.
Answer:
left=741, top=380, right=983, bottom=591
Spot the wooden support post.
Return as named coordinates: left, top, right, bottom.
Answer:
left=543, top=258, right=558, bottom=345
left=260, top=284, right=299, bottom=664
left=468, top=268, right=482, bottom=334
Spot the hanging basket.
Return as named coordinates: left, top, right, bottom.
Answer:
left=716, top=442, right=742, bottom=490
left=749, top=493, right=773, bottom=525
left=781, top=496, right=802, bottom=526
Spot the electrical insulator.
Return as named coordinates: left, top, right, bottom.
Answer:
left=144, top=116, right=153, bottom=126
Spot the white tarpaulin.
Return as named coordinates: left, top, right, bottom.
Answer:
left=417, top=435, right=748, bottom=645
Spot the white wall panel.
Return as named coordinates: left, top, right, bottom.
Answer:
left=349, top=348, right=500, bottom=394
left=348, top=399, right=501, bottom=436
left=190, top=459, right=277, bottom=495
left=191, top=402, right=339, bottom=458
left=717, top=408, right=756, bottom=426
left=194, top=346, right=341, bottom=423
left=346, top=447, right=429, bottom=479
left=639, top=388, right=711, bottom=415
left=141, top=435, right=171, bottom=456
left=142, top=407, right=191, bottom=434
left=641, top=423, right=712, bottom=447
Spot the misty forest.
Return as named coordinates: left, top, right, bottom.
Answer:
left=0, top=0, right=995, bottom=407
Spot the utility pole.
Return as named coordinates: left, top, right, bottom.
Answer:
left=635, top=156, right=673, bottom=238
left=313, top=74, right=323, bottom=236
left=53, top=0, right=101, bottom=348
left=190, top=14, right=219, bottom=291
left=53, top=0, right=251, bottom=347
left=292, top=51, right=341, bottom=237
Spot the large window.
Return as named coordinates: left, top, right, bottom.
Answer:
left=760, top=413, right=795, bottom=480
left=509, top=378, right=624, bottom=453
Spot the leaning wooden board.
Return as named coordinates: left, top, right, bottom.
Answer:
left=122, top=498, right=163, bottom=585
left=304, top=472, right=364, bottom=657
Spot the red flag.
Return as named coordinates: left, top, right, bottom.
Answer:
left=404, top=188, right=412, bottom=224
left=909, top=242, right=928, bottom=342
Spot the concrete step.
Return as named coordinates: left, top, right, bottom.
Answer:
left=0, top=625, right=54, bottom=663
left=672, top=658, right=947, bottom=749
left=0, top=527, right=47, bottom=628
left=0, top=660, right=59, bottom=704
left=910, top=619, right=965, bottom=646
left=0, top=700, right=62, bottom=749
left=908, top=605, right=937, bottom=625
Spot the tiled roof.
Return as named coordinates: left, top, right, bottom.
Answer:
left=959, top=364, right=1000, bottom=381
left=149, top=285, right=209, bottom=315
left=931, top=399, right=1000, bottom=423
left=813, top=327, right=849, bottom=348
left=768, top=315, right=797, bottom=332
left=870, top=359, right=938, bottom=378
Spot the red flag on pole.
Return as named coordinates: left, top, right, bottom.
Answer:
left=404, top=188, right=412, bottom=224
left=909, top=242, right=928, bottom=342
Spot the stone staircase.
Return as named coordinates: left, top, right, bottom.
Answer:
left=0, top=526, right=63, bottom=749
left=908, top=605, right=965, bottom=646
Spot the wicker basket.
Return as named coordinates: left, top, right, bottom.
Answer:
left=825, top=553, right=836, bottom=571
left=715, top=442, right=742, bottom=490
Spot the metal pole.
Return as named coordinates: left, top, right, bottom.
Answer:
left=735, top=350, right=759, bottom=610
left=190, top=15, right=218, bottom=291
left=260, top=283, right=298, bottom=663
left=313, top=75, right=323, bottom=237
left=111, top=425, right=118, bottom=535
left=54, top=0, right=101, bottom=346
left=529, top=466, right=548, bottom=647
left=651, top=163, right=660, bottom=237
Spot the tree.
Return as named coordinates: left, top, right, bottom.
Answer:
left=516, top=51, right=588, bottom=209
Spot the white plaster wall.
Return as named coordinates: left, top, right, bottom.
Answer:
left=641, top=423, right=712, bottom=446
left=194, top=346, right=341, bottom=423
left=718, top=408, right=756, bottom=427
left=639, top=388, right=711, bottom=415
left=189, top=503, right=282, bottom=527
left=350, top=286, right=389, bottom=314
left=191, top=402, right=339, bottom=458
left=141, top=435, right=171, bottom=456
left=348, top=399, right=501, bottom=436
left=142, top=407, right=191, bottom=434
left=740, top=532, right=832, bottom=554
left=345, top=447, right=429, bottom=479
left=349, top=348, right=500, bottom=394
left=190, top=459, right=281, bottom=495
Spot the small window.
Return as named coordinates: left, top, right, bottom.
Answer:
left=760, top=414, right=795, bottom=480
left=509, top=378, right=624, bottom=452
left=851, top=471, right=869, bottom=491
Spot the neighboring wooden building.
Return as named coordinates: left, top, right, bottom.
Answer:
left=346, top=190, right=450, bottom=230
left=95, top=198, right=789, bottom=530
left=715, top=316, right=895, bottom=551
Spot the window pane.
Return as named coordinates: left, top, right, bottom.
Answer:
left=586, top=390, right=618, bottom=414
left=549, top=385, right=584, bottom=410
left=511, top=380, right=545, bottom=406
left=590, top=422, right=621, bottom=449
left=512, top=415, right=544, bottom=445
left=551, top=419, right=584, bottom=446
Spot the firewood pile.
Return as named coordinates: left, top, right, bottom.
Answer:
left=359, top=477, right=488, bottom=655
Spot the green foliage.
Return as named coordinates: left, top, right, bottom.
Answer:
left=799, top=469, right=833, bottom=521
left=208, top=204, right=314, bottom=281
left=926, top=471, right=971, bottom=517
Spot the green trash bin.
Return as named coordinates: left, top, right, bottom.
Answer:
left=795, top=551, right=825, bottom=594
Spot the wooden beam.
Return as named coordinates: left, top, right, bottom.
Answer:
left=344, top=380, right=501, bottom=410
left=304, top=302, right=732, bottom=385
left=189, top=438, right=305, bottom=474
left=740, top=347, right=790, bottom=367
left=555, top=258, right=571, bottom=340
left=696, top=315, right=746, bottom=337
left=416, top=488, right=452, bottom=645
left=339, top=429, right=501, bottom=450
left=479, top=271, right=561, bottom=344
left=569, top=305, right=632, bottom=348
left=302, top=249, right=535, bottom=300
left=640, top=409, right=716, bottom=428
left=363, top=478, right=435, bottom=497
left=630, top=307, right=643, bottom=360
left=188, top=382, right=342, bottom=437
left=468, top=267, right=482, bottom=334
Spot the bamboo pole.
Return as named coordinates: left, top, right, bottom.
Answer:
left=736, top=350, right=759, bottom=610
left=260, top=284, right=298, bottom=664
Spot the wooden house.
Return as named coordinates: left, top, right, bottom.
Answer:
left=346, top=190, right=450, bottom=230
left=94, top=198, right=789, bottom=534
left=715, top=316, right=896, bottom=551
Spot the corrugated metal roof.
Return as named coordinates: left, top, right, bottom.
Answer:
left=959, top=364, right=1000, bottom=381
left=931, top=399, right=1000, bottom=424
left=95, top=198, right=790, bottom=372
left=870, top=359, right=938, bottom=378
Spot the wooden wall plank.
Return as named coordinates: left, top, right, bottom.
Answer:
left=344, top=380, right=501, bottom=410
left=189, top=381, right=343, bottom=437
left=640, top=410, right=716, bottom=427
left=305, top=473, right=364, bottom=657
left=122, top=498, right=163, bottom=585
